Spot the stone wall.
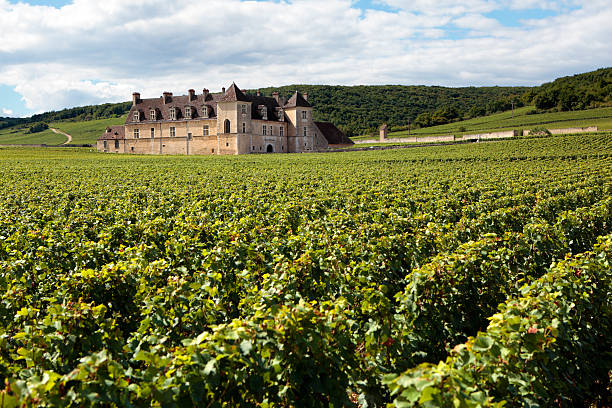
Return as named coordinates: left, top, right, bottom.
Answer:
left=354, top=135, right=455, bottom=144
left=461, top=130, right=518, bottom=141
left=522, top=126, right=598, bottom=136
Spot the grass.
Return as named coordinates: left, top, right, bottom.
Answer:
left=0, top=115, right=126, bottom=146
left=367, top=106, right=612, bottom=140
left=0, top=127, right=66, bottom=145
left=51, top=116, right=126, bottom=144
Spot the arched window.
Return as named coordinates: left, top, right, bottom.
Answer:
left=224, top=119, right=231, bottom=133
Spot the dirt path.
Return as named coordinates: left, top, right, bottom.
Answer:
left=50, top=128, right=72, bottom=145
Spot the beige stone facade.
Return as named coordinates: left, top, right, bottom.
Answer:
left=97, top=83, right=346, bottom=155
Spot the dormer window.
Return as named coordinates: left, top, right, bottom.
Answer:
left=261, top=106, right=267, bottom=121
left=133, top=111, right=140, bottom=122
left=202, top=105, right=209, bottom=118
left=185, top=106, right=192, bottom=119
left=170, top=107, right=176, bottom=120
left=278, top=109, right=284, bottom=121
left=150, top=109, right=156, bottom=121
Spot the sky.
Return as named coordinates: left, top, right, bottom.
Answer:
left=0, top=0, right=610, bottom=117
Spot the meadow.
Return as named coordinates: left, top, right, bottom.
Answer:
left=0, top=133, right=610, bottom=407
left=0, top=116, right=126, bottom=146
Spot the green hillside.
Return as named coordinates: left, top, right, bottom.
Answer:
left=0, top=116, right=126, bottom=146
left=381, top=105, right=612, bottom=139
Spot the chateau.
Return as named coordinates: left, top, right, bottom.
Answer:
left=97, top=83, right=351, bottom=155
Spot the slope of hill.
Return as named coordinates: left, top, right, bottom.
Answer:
left=526, top=67, right=612, bottom=111
left=0, top=116, right=127, bottom=146
left=380, top=105, right=612, bottom=139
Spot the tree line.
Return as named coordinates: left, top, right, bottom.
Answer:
left=2, top=67, right=610, bottom=135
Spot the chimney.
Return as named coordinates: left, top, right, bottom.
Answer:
left=256, top=90, right=261, bottom=97
left=202, top=88, right=209, bottom=100
left=132, top=92, right=140, bottom=106
left=303, top=92, right=308, bottom=101
left=162, top=92, right=172, bottom=104
left=222, top=87, right=226, bottom=93
left=272, top=92, right=279, bottom=103
left=188, top=89, right=196, bottom=101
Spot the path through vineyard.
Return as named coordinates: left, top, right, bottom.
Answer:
left=50, top=127, right=72, bottom=144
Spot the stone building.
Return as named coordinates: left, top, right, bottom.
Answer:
left=97, top=83, right=351, bottom=155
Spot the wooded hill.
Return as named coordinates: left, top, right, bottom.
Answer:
left=2, top=67, right=610, bottom=136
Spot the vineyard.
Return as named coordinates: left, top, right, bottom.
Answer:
left=0, top=133, right=611, bottom=407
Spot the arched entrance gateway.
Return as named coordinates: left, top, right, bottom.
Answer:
left=266, top=144, right=274, bottom=153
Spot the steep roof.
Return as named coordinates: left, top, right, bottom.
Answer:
left=284, top=91, right=311, bottom=108
left=219, top=83, right=250, bottom=102
left=99, top=126, right=125, bottom=140
left=126, top=92, right=221, bottom=124
left=315, top=122, right=353, bottom=145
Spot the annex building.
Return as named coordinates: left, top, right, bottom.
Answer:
left=97, top=83, right=352, bottom=155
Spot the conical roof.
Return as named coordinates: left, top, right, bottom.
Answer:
left=284, top=91, right=311, bottom=108
left=219, top=82, right=250, bottom=102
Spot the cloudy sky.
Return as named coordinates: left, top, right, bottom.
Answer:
left=0, top=0, right=610, bottom=117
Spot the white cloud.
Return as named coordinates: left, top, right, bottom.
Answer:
left=0, top=0, right=610, bottom=114
left=2, top=108, right=13, bottom=116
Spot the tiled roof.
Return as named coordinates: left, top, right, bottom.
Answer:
left=219, top=83, right=250, bottom=102
left=99, top=126, right=125, bottom=140
left=284, top=91, right=311, bottom=108
left=126, top=92, right=221, bottom=125
left=315, top=122, right=353, bottom=145
left=127, top=83, right=291, bottom=123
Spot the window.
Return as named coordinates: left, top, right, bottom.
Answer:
left=103, top=141, right=107, bottom=149
left=242, top=122, right=246, bottom=133
left=203, top=125, right=209, bottom=136
left=185, top=106, right=191, bottom=119
left=278, top=109, right=283, bottom=121
left=170, top=108, right=176, bottom=120
left=134, top=129, right=139, bottom=139
left=262, top=125, right=266, bottom=135
left=151, top=128, right=155, bottom=138
left=224, top=119, right=231, bottom=133
left=261, top=107, right=267, bottom=120
left=226, top=142, right=229, bottom=147
left=301, top=111, right=307, bottom=120
left=280, top=127, right=284, bottom=137
left=212, top=148, right=215, bottom=153
left=188, top=133, right=193, bottom=141
left=303, top=127, right=307, bottom=137
left=133, top=111, right=140, bottom=122
left=202, top=105, right=209, bottom=118
left=269, top=125, right=273, bottom=135
left=150, top=109, right=156, bottom=121
left=114, top=140, right=119, bottom=149
left=170, top=127, right=176, bottom=137
left=241, top=104, right=247, bottom=114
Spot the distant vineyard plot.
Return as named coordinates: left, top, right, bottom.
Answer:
left=384, top=106, right=612, bottom=139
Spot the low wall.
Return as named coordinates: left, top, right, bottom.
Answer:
left=462, top=130, right=518, bottom=141
left=354, top=135, right=455, bottom=144
left=523, top=126, right=598, bottom=136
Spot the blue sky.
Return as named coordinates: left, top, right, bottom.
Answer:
left=1, top=0, right=609, bottom=117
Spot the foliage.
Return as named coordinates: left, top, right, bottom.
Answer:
left=25, top=122, right=49, bottom=134
left=0, top=132, right=610, bottom=406
left=385, top=234, right=612, bottom=407
left=528, top=67, right=612, bottom=111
